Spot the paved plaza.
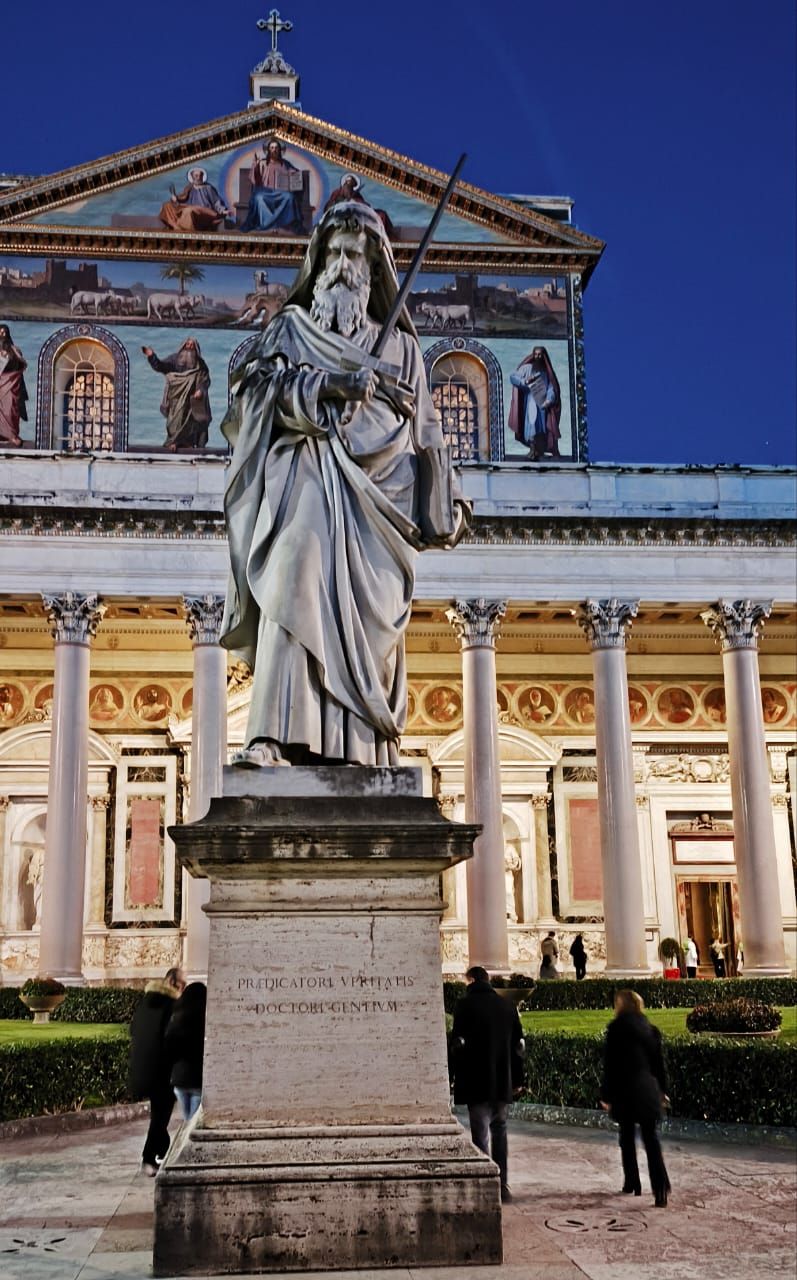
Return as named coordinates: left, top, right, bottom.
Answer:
left=0, top=1116, right=794, bottom=1279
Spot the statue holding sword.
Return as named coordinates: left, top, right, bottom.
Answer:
left=220, top=158, right=468, bottom=767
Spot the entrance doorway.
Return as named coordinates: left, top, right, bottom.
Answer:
left=679, top=879, right=740, bottom=976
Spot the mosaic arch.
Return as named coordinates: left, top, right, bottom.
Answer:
left=36, top=324, right=129, bottom=451
left=423, top=338, right=505, bottom=462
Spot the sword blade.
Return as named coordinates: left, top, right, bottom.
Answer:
left=372, top=153, right=467, bottom=360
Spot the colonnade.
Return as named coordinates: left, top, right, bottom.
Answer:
left=23, top=592, right=790, bottom=983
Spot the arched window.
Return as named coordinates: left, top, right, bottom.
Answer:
left=424, top=338, right=505, bottom=462
left=37, top=324, right=129, bottom=451
left=56, top=341, right=115, bottom=451
left=430, top=352, right=488, bottom=462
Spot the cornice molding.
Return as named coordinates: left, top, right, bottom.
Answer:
left=0, top=224, right=594, bottom=276
left=0, top=102, right=603, bottom=273
left=0, top=509, right=795, bottom=548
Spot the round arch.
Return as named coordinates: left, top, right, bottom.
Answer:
left=423, top=337, right=505, bottom=461
left=36, top=324, right=129, bottom=451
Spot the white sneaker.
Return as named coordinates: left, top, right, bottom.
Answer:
left=141, top=1162, right=158, bottom=1177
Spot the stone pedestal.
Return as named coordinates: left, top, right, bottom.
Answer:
left=153, top=766, right=501, bottom=1276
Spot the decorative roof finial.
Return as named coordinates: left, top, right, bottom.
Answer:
left=249, top=8, right=300, bottom=106
left=257, top=9, right=293, bottom=56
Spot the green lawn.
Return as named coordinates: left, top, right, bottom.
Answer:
left=520, top=1007, right=797, bottom=1043
left=0, top=1020, right=129, bottom=1044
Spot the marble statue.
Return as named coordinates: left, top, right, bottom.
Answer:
left=25, top=846, right=44, bottom=926
left=504, top=842, right=522, bottom=923
left=220, top=201, right=466, bottom=766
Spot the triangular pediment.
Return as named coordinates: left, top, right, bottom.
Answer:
left=0, top=102, right=602, bottom=276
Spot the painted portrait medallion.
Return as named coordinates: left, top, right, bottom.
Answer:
left=656, top=686, right=696, bottom=726
left=0, top=682, right=24, bottom=724
left=133, top=683, right=172, bottom=723
left=564, top=686, right=596, bottom=726
left=423, top=684, right=462, bottom=725
left=516, top=684, right=556, bottom=725
left=89, top=683, right=123, bottom=722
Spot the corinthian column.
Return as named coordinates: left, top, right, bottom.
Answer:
left=447, top=599, right=508, bottom=971
left=575, top=599, right=648, bottom=976
left=701, top=600, right=787, bottom=975
left=183, top=594, right=228, bottom=978
left=38, top=592, right=105, bottom=982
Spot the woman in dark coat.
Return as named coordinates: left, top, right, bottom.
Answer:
left=600, top=989, right=671, bottom=1207
left=129, top=967, right=185, bottom=1174
left=164, top=982, right=207, bottom=1120
left=569, top=934, right=588, bottom=980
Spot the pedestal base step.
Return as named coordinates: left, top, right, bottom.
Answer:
left=153, top=1121, right=502, bottom=1275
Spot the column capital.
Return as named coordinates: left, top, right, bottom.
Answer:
left=531, top=793, right=550, bottom=810
left=42, top=592, right=105, bottom=644
left=0, top=795, right=10, bottom=812
left=446, top=599, right=506, bottom=650
left=700, top=599, right=772, bottom=651
left=183, top=594, right=225, bottom=646
left=574, top=599, right=638, bottom=650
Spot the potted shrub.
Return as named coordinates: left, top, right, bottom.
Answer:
left=658, top=937, right=682, bottom=979
left=686, top=997, right=781, bottom=1038
left=20, top=976, right=66, bottom=1024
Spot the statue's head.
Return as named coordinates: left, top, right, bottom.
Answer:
left=287, top=202, right=414, bottom=338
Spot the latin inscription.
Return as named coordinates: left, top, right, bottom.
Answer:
left=237, top=972, right=415, bottom=1018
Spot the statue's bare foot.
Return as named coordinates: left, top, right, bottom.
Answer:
left=232, top=741, right=290, bottom=768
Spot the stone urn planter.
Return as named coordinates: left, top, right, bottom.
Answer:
left=685, top=997, right=782, bottom=1039
left=690, top=1028, right=781, bottom=1039
left=19, top=978, right=66, bottom=1024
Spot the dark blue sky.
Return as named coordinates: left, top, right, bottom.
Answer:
left=2, top=1, right=795, bottom=466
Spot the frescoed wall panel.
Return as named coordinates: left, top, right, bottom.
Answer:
left=26, top=140, right=513, bottom=244
left=1, top=254, right=580, bottom=459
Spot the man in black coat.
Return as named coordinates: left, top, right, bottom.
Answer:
left=450, top=966, right=525, bottom=1202
left=129, top=966, right=185, bottom=1174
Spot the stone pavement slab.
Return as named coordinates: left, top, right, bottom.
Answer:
left=0, top=1116, right=793, bottom=1279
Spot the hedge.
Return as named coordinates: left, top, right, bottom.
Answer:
left=0, top=986, right=143, bottom=1023
left=521, top=1030, right=797, bottom=1128
left=443, top=976, right=797, bottom=1014
left=0, top=1036, right=133, bottom=1122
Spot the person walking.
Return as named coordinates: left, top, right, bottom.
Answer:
left=165, top=982, right=207, bottom=1121
left=569, top=934, right=588, bottom=980
left=684, top=936, right=699, bottom=979
left=450, top=966, right=525, bottom=1203
left=540, top=931, right=559, bottom=970
left=129, top=966, right=185, bottom=1175
left=599, top=989, right=671, bottom=1208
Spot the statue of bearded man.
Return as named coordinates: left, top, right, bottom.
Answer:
left=220, top=201, right=466, bottom=767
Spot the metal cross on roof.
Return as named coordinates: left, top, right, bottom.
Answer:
left=257, top=9, right=293, bottom=55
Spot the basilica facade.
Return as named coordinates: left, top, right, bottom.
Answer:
left=0, top=41, right=794, bottom=985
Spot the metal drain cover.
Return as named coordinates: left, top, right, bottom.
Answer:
left=545, top=1213, right=648, bottom=1235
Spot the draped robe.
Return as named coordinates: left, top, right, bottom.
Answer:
left=221, top=304, right=453, bottom=764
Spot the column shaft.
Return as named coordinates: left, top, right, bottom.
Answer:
left=183, top=596, right=228, bottom=978
left=448, top=600, right=508, bottom=972
left=576, top=600, right=648, bottom=976
left=702, top=600, right=787, bottom=975
left=722, top=647, right=786, bottom=974
left=38, top=592, right=104, bottom=980
left=533, top=797, right=553, bottom=921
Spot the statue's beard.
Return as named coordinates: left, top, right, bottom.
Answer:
left=311, top=260, right=371, bottom=337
